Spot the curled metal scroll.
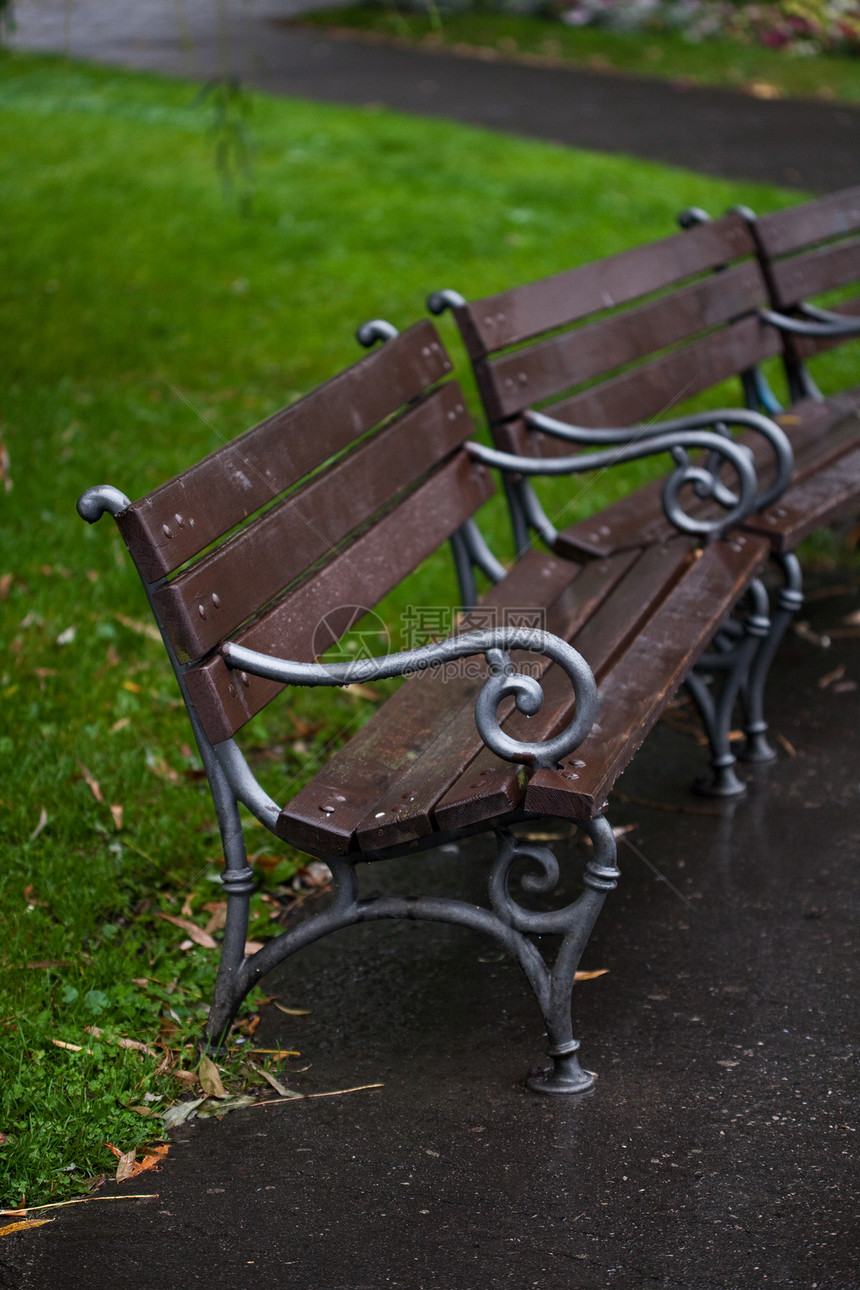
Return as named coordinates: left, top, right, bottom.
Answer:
left=222, top=626, right=599, bottom=769
left=468, top=425, right=762, bottom=539
left=525, top=406, right=793, bottom=516
left=488, top=823, right=620, bottom=937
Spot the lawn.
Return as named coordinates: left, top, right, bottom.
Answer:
left=300, top=3, right=860, bottom=104
left=0, top=49, right=846, bottom=1207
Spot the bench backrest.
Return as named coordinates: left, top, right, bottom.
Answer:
left=749, top=185, right=860, bottom=367
left=447, top=212, right=780, bottom=459
left=113, top=321, right=494, bottom=744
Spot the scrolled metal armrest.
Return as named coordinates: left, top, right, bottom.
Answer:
left=526, top=405, right=793, bottom=514
left=760, top=304, right=860, bottom=339
left=468, top=423, right=764, bottom=539
left=222, top=627, right=599, bottom=770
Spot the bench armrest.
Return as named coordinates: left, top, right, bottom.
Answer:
left=524, top=407, right=793, bottom=515
left=761, top=303, right=860, bottom=339
left=221, top=627, right=599, bottom=771
left=468, top=413, right=788, bottom=539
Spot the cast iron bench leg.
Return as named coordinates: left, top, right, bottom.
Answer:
left=739, top=553, right=804, bottom=763
left=204, top=820, right=619, bottom=1093
left=685, top=577, right=772, bottom=797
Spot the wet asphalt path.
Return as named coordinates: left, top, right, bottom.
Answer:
left=1, top=580, right=857, bottom=1288
left=9, top=0, right=860, bottom=191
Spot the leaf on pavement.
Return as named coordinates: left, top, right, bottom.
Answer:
left=0, top=1219, right=54, bottom=1237
left=272, top=1002, right=311, bottom=1017
left=196, top=1094, right=257, bottom=1119
left=574, top=969, right=609, bottom=981
left=162, top=1098, right=205, bottom=1130
left=198, top=1055, right=229, bottom=1099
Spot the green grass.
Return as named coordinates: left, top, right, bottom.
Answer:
left=0, top=49, right=855, bottom=1207
left=300, top=3, right=860, bottom=104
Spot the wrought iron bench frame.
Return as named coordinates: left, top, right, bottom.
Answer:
left=78, top=316, right=781, bottom=1096
left=428, top=197, right=860, bottom=797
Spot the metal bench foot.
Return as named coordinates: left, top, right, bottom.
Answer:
left=527, top=1044, right=596, bottom=1095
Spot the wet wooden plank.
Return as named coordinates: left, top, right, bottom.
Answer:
left=275, top=549, right=576, bottom=856
left=754, top=187, right=860, bottom=258
left=432, top=541, right=696, bottom=833
left=115, top=321, right=452, bottom=581
left=452, top=214, right=756, bottom=357
left=183, top=451, right=494, bottom=744
left=479, top=261, right=766, bottom=422
left=152, top=382, right=473, bottom=661
left=353, top=548, right=641, bottom=852
left=525, top=534, right=771, bottom=820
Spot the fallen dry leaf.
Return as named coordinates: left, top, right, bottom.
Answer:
left=0, top=1219, right=54, bottom=1237
left=574, top=969, right=609, bottom=981
left=775, top=732, right=797, bottom=757
left=85, top=1027, right=157, bottom=1058
left=51, top=1039, right=94, bottom=1054
left=78, top=762, right=103, bottom=803
left=272, top=1002, right=311, bottom=1017
left=23, top=885, right=49, bottom=908
left=198, top=1055, right=230, bottom=1099
left=747, top=80, right=781, bottom=99
left=115, top=613, right=161, bottom=642
left=155, top=913, right=216, bottom=949
left=818, top=664, right=846, bottom=689
left=0, top=573, right=13, bottom=600
left=251, top=1083, right=383, bottom=1107
left=162, top=1098, right=205, bottom=1130
left=29, top=807, right=48, bottom=842
left=254, top=1067, right=297, bottom=1098
left=244, top=941, right=265, bottom=955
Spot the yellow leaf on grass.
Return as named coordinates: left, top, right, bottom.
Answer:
left=0, top=1219, right=54, bottom=1237
left=198, top=1055, right=230, bottom=1099
left=110, top=804, right=123, bottom=830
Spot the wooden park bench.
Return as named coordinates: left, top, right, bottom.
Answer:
left=430, top=197, right=860, bottom=795
left=77, top=317, right=779, bottom=1095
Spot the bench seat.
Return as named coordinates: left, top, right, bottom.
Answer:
left=278, top=532, right=769, bottom=856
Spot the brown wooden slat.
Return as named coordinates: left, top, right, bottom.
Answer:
left=115, top=321, right=453, bottom=581
left=152, top=382, right=474, bottom=661
left=480, top=261, right=768, bottom=421
left=276, top=549, right=580, bottom=855
left=754, top=187, right=860, bottom=258
left=770, top=240, right=860, bottom=309
left=453, top=214, right=756, bottom=358
left=432, top=540, right=696, bottom=833
left=521, top=315, right=782, bottom=457
left=743, top=440, right=860, bottom=552
left=354, top=547, right=642, bottom=852
left=524, top=534, right=771, bottom=820
left=792, top=296, right=860, bottom=360
left=183, top=451, right=494, bottom=743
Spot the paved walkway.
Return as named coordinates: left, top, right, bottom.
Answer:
left=1, top=577, right=857, bottom=1288
left=9, top=0, right=860, bottom=191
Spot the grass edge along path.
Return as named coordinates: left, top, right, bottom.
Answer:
left=0, top=50, right=848, bottom=1208
left=298, top=3, right=860, bottom=105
